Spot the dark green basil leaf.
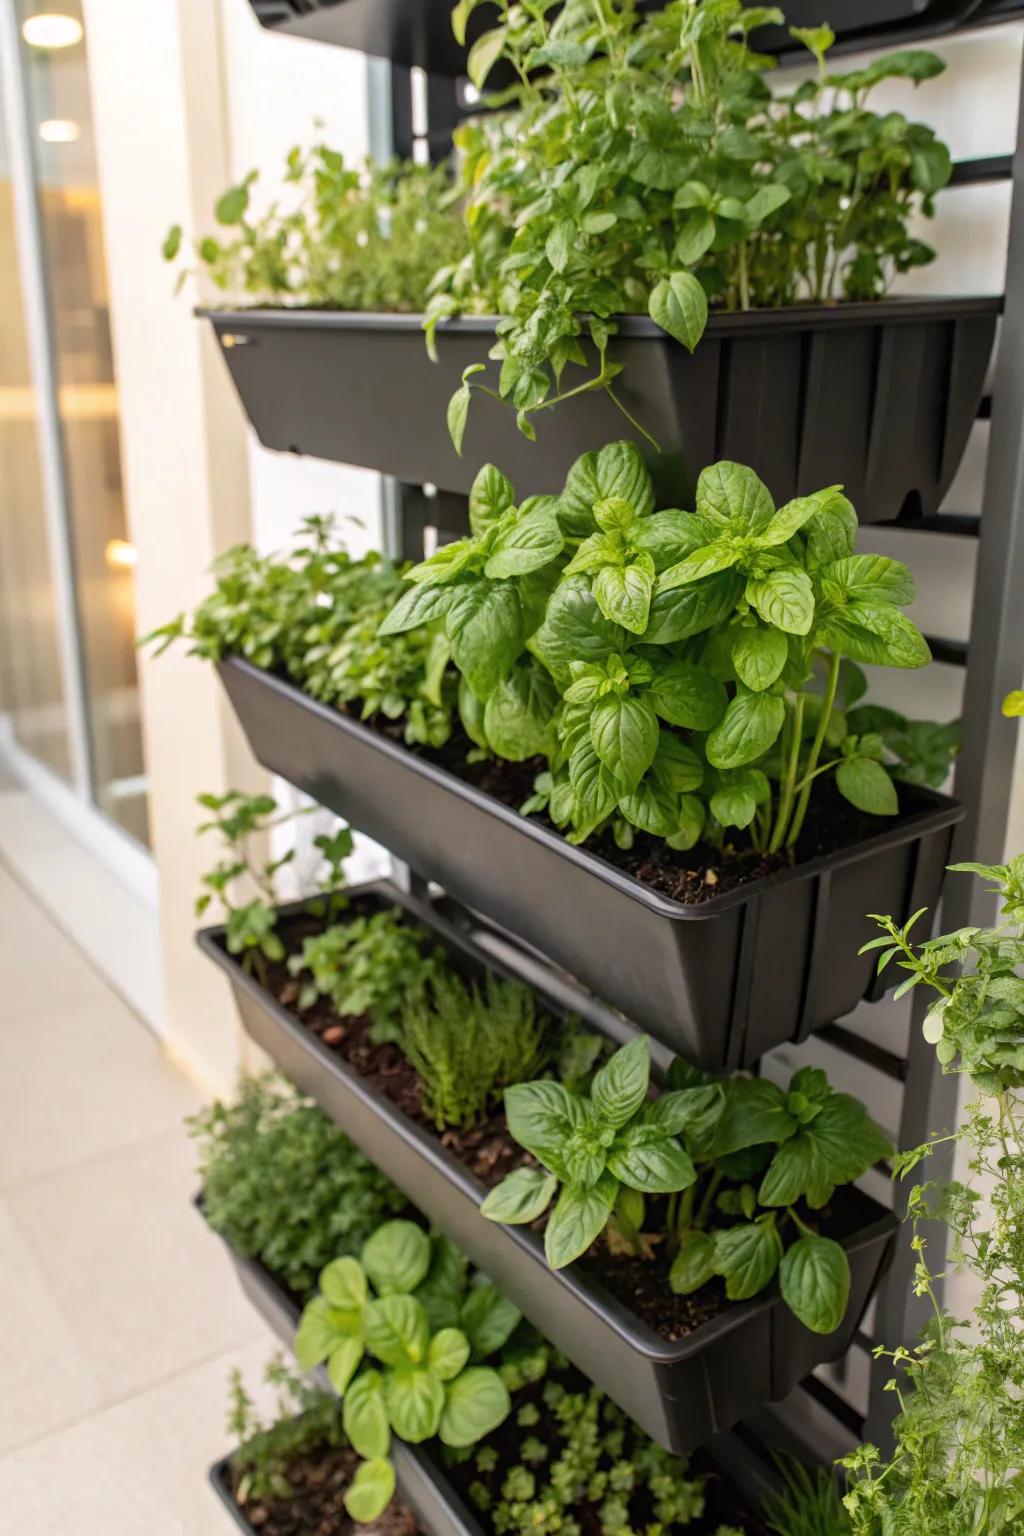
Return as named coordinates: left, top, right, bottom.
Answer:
left=714, top=1217, right=783, bottom=1300
left=593, top=559, right=655, bottom=633
left=505, top=1080, right=586, bottom=1177
left=447, top=581, right=525, bottom=699
left=590, top=692, right=660, bottom=790
left=644, top=659, right=727, bottom=729
left=480, top=1167, right=558, bottom=1225
left=469, top=464, right=515, bottom=537
left=558, top=442, right=655, bottom=538
left=483, top=662, right=557, bottom=760
left=607, top=1123, right=697, bottom=1193
left=529, top=576, right=623, bottom=685
left=706, top=692, right=785, bottom=770
left=714, top=1078, right=797, bottom=1157
left=544, top=1173, right=618, bottom=1268
left=731, top=625, right=788, bottom=691
left=669, top=1230, right=717, bottom=1295
left=746, top=567, right=815, bottom=635
left=439, top=1367, right=511, bottom=1448
left=779, top=1235, right=850, bottom=1334
left=484, top=502, right=564, bottom=579
left=836, top=756, right=899, bottom=816
left=645, top=570, right=743, bottom=644
left=591, top=1036, right=650, bottom=1126
left=696, top=461, right=775, bottom=535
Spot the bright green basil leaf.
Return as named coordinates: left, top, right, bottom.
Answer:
left=344, top=1458, right=396, bottom=1524
left=655, top=542, right=740, bottom=592
left=564, top=531, right=620, bottom=578
left=649, top=270, right=708, bottom=351
left=529, top=576, right=623, bottom=685
left=745, top=182, right=791, bottom=223
left=544, top=1173, right=618, bottom=1268
left=836, top=756, right=899, bottom=816
left=458, top=676, right=489, bottom=751
left=779, top=1235, right=850, bottom=1334
left=294, top=1296, right=353, bottom=1369
left=364, top=1294, right=430, bottom=1370
left=761, top=486, right=841, bottom=547
left=804, top=492, right=858, bottom=568
left=447, top=383, right=471, bottom=455
left=644, top=659, right=727, bottom=729
left=480, top=1166, right=558, bottom=1227
left=592, top=1035, right=650, bottom=1127
left=651, top=735, right=704, bottom=793
left=696, top=461, right=775, bottom=535
left=607, top=1123, right=697, bottom=1193
left=385, top=1367, right=445, bottom=1443
left=593, top=495, right=637, bottom=533
left=558, top=442, right=655, bottom=539
left=467, top=24, right=507, bottom=88
left=759, top=1093, right=891, bottom=1208
left=320, top=1256, right=368, bottom=1313
left=328, top=1335, right=365, bottom=1396
left=819, top=603, right=930, bottom=669
left=484, top=502, right=564, bottom=579
left=447, top=580, right=525, bottom=699
left=563, top=1116, right=610, bottom=1187
left=505, top=1080, right=585, bottom=1176
left=413, top=1238, right=466, bottom=1333
left=822, top=554, right=915, bottom=607
left=669, top=1231, right=718, bottom=1295
left=568, top=738, right=620, bottom=833
left=469, top=464, right=515, bottom=537
left=732, top=625, right=788, bottom=692
left=746, top=568, right=815, bottom=635
left=669, top=793, right=706, bottom=851
left=674, top=210, right=717, bottom=264
left=633, top=511, right=705, bottom=572
left=618, top=777, right=680, bottom=837
left=545, top=218, right=574, bottom=274
left=428, top=1328, right=471, bottom=1382
left=361, top=1222, right=432, bottom=1298
left=591, top=692, right=660, bottom=790
left=711, top=783, right=757, bottom=829
left=460, top=1283, right=522, bottom=1359
left=439, top=1367, right=511, bottom=1448
left=706, top=692, right=785, bottom=770
left=406, top=539, right=477, bottom=587
left=645, top=570, right=743, bottom=644
left=714, top=1078, right=797, bottom=1157
left=714, top=1217, right=783, bottom=1300
left=593, top=559, right=655, bottom=634
left=483, top=662, right=557, bottom=760
left=344, top=1370, right=391, bottom=1460
left=378, top=580, right=457, bottom=637
left=644, top=1084, right=722, bottom=1137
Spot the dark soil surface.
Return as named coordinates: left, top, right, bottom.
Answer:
left=443, top=1367, right=770, bottom=1536
left=227, top=1443, right=418, bottom=1536
left=261, top=909, right=862, bottom=1345
left=365, top=710, right=929, bottom=905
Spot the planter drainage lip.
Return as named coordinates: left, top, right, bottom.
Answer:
left=197, top=294, right=1003, bottom=337
left=221, top=657, right=964, bottom=924
left=197, top=881, right=899, bottom=1374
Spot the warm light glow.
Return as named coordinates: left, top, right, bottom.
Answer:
left=105, top=538, right=138, bottom=571
left=39, top=118, right=80, bottom=144
left=21, top=12, right=83, bottom=48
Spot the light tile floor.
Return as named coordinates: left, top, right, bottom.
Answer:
left=0, top=856, right=275, bottom=1532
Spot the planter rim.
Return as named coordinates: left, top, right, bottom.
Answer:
left=220, top=657, right=964, bottom=923
left=197, top=883, right=899, bottom=1369
left=197, top=293, right=1003, bottom=338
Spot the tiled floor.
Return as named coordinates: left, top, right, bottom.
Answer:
left=0, top=856, right=275, bottom=1532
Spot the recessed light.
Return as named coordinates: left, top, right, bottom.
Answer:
left=39, top=118, right=80, bottom=143
left=22, top=12, right=83, bottom=49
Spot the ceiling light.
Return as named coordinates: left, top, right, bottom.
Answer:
left=22, top=12, right=83, bottom=49
left=39, top=118, right=80, bottom=143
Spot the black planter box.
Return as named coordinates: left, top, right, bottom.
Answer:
left=201, top=298, right=998, bottom=522
left=203, top=1233, right=485, bottom=1536
left=198, top=880, right=899, bottom=1456
left=217, top=656, right=963, bottom=1070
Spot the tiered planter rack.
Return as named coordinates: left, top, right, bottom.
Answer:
left=198, top=0, right=1024, bottom=1523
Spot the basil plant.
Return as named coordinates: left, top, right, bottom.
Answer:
left=482, top=1037, right=891, bottom=1337
left=382, top=441, right=939, bottom=857
left=295, top=1220, right=518, bottom=1522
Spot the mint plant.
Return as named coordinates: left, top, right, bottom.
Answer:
left=434, top=1, right=951, bottom=443
left=383, top=442, right=943, bottom=861
left=842, top=861, right=1024, bottom=1532
left=165, top=145, right=468, bottom=312
left=483, top=1036, right=890, bottom=1336
left=295, top=1220, right=518, bottom=1522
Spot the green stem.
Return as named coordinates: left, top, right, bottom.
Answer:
left=768, top=695, right=804, bottom=854
left=694, top=1171, right=724, bottom=1230
left=785, top=652, right=841, bottom=849
left=604, top=384, right=662, bottom=451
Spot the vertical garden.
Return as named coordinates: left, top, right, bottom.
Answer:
left=157, top=3, right=1024, bottom=1532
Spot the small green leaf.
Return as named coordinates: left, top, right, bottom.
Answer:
left=344, top=1458, right=396, bottom=1524
left=481, top=1166, right=558, bottom=1225
left=162, top=223, right=182, bottom=261
left=649, top=271, right=708, bottom=352
left=447, top=581, right=525, bottom=700
left=714, top=1218, right=783, bottom=1300
left=590, top=692, right=660, bottom=790
left=592, top=1036, right=650, bottom=1127
left=706, top=692, right=785, bottom=771
left=645, top=659, right=727, bottom=729
left=484, top=502, right=563, bottom=580
left=328, top=1335, right=365, bottom=1396
left=215, top=183, right=250, bottom=225
left=364, top=1294, right=430, bottom=1369
left=344, top=1370, right=391, bottom=1460
left=714, top=1078, right=797, bottom=1156
left=607, top=1124, right=696, bottom=1193
left=746, top=568, right=815, bottom=635
left=467, top=25, right=507, bottom=89
left=674, top=210, right=716, bottom=265
left=447, top=384, right=471, bottom=455
left=593, top=561, right=655, bottom=634
left=731, top=626, right=788, bottom=692
left=361, top=1222, right=432, bottom=1298
left=320, top=1256, right=368, bottom=1312
left=428, top=1328, right=471, bottom=1382
left=779, top=1235, right=850, bottom=1334
left=459, top=1283, right=521, bottom=1359
left=294, top=1296, right=354, bottom=1369
left=505, top=1080, right=584, bottom=1177
left=546, top=219, right=575, bottom=274
left=545, top=1175, right=618, bottom=1268
left=669, top=1231, right=717, bottom=1295
left=384, top=1367, right=445, bottom=1442
left=439, top=1367, right=511, bottom=1448
left=696, top=462, right=776, bottom=535
left=836, top=757, right=899, bottom=816
left=469, top=464, right=516, bottom=536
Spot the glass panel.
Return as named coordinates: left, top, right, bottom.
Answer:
left=16, top=0, right=149, bottom=844
left=0, top=51, right=70, bottom=780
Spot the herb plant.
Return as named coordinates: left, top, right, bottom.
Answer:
left=226, top=1353, right=347, bottom=1505
left=295, top=1220, right=519, bottom=1522
left=194, top=789, right=350, bottom=978
left=145, top=516, right=455, bottom=750
left=289, top=907, right=449, bottom=1045
left=401, top=970, right=553, bottom=1131
left=762, top=1459, right=850, bottom=1535
left=191, top=1074, right=405, bottom=1295
left=383, top=443, right=942, bottom=859
left=451, top=1369, right=747, bottom=1536
left=165, top=146, right=468, bottom=313
left=482, top=1035, right=890, bottom=1335
left=841, top=860, right=1024, bottom=1532
left=434, top=1, right=951, bottom=443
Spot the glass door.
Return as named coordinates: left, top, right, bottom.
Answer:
left=0, top=0, right=150, bottom=847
